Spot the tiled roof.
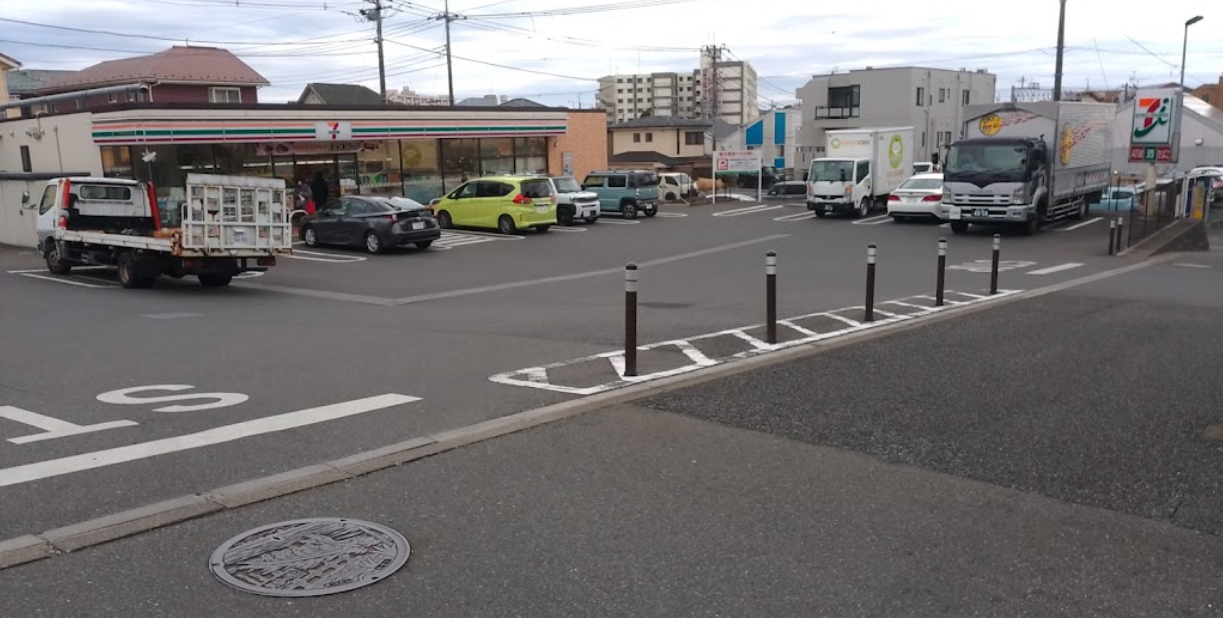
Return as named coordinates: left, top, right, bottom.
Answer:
left=298, top=83, right=385, bottom=106
left=610, top=116, right=712, bottom=129
left=499, top=97, right=545, bottom=108
left=609, top=151, right=709, bottom=166
left=0, top=52, right=20, bottom=69
left=5, top=69, right=75, bottom=95
left=37, top=46, right=268, bottom=93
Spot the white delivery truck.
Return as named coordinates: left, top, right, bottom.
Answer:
left=806, top=127, right=914, bottom=218
left=942, top=101, right=1114, bottom=235
left=22, top=173, right=292, bottom=288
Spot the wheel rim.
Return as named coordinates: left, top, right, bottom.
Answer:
left=366, top=234, right=379, bottom=253
left=439, top=212, right=452, bottom=228
left=304, top=229, right=316, bottom=245
left=500, top=217, right=513, bottom=234
left=860, top=201, right=869, bottom=217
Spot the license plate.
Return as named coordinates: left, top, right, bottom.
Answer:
left=973, top=209, right=988, bottom=217
left=231, top=229, right=248, bottom=243
left=411, top=221, right=425, bottom=230
left=948, top=207, right=961, bottom=220
left=536, top=205, right=548, bottom=213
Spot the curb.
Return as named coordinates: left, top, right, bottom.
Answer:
left=1118, top=218, right=1203, bottom=259
left=0, top=255, right=1174, bottom=571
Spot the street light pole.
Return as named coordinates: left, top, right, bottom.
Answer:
left=1052, top=0, right=1067, bottom=101
left=1180, top=15, right=1204, bottom=89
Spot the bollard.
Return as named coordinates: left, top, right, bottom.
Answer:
left=865, top=244, right=877, bottom=322
left=765, top=251, right=778, bottom=344
left=624, top=263, right=638, bottom=377
left=1117, top=217, right=1125, bottom=253
left=1108, top=218, right=1116, bottom=255
left=936, top=238, right=947, bottom=307
left=989, top=234, right=1001, bottom=296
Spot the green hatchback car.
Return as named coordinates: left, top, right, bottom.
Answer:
left=581, top=170, right=660, bottom=219
left=432, top=175, right=557, bottom=234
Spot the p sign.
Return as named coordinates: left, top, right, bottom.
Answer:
left=714, top=150, right=760, bottom=174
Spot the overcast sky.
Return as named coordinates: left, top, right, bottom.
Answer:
left=3, top=0, right=1221, bottom=108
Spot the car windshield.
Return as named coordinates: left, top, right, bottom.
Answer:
left=945, top=144, right=1027, bottom=175
left=379, top=197, right=426, bottom=211
left=553, top=177, right=581, bottom=193
left=899, top=178, right=943, bottom=191
left=810, top=161, right=855, bottom=182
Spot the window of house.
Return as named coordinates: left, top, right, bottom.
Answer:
left=684, top=131, right=703, bottom=145
left=209, top=87, right=242, bottom=103
left=107, top=93, right=118, bottom=104
left=942, top=131, right=952, bottom=146
left=20, top=146, right=32, bottom=172
left=915, top=87, right=925, bottom=107
left=938, top=88, right=946, bottom=103
left=645, top=133, right=653, bottom=143
left=127, top=91, right=137, bottom=102
left=633, top=133, right=642, bottom=143
left=962, top=90, right=970, bottom=105
left=921, top=132, right=926, bottom=148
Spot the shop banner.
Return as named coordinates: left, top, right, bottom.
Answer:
left=255, top=141, right=380, bottom=156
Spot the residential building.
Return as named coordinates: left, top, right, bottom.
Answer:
left=12, top=46, right=268, bottom=118
left=498, top=98, right=546, bottom=108
left=795, top=66, right=996, bottom=167
left=606, top=116, right=712, bottom=176
left=298, top=83, right=385, bottom=106
left=386, top=86, right=449, bottom=106
left=597, top=58, right=760, bottom=125
left=4, top=69, right=74, bottom=119
left=456, top=94, right=505, bottom=107
left=0, top=52, right=20, bottom=119
left=1190, top=74, right=1223, bottom=112
left=718, top=106, right=802, bottom=176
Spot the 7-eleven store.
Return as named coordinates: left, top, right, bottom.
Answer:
left=0, top=103, right=608, bottom=244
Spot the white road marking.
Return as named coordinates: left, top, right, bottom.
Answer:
left=1026, top=263, right=1085, bottom=275
left=1172, top=262, right=1212, bottom=269
left=0, top=406, right=138, bottom=445
left=773, top=211, right=820, bottom=222
left=489, top=289, right=1022, bottom=395
left=1059, top=217, right=1103, bottom=231
left=883, top=300, right=931, bottom=310
left=96, top=385, right=249, bottom=413
left=6, top=266, right=109, bottom=274
left=597, top=219, right=642, bottom=225
left=549, top=226, right=588, bottom=232
left=851, top=214, right=893, bottom=225
left=447, top=229, right=525, bottom=239
left=282, top=249, right=367, bottom=263
left=654, top=212, right=688, bottom=218
left=141, top=312, right=205, bottom=320
left=18, top=273, right=116, bottom=288
left=949, top=260, right=1038, bottom=273
left=712, top=204, right=785, bottom=217
left=0, top=393, right=421, bottom=488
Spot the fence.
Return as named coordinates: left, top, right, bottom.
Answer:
left=1127, top=181, right=1181, bottom=247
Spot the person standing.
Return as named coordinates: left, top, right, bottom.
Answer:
left=310, top=171, right=330, bottom=207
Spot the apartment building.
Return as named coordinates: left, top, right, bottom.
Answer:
left=795, top=66, right=996, bottom=167
left=597, top=59, right=760, bottom=125
left=386, top=87, right=450, bottom=106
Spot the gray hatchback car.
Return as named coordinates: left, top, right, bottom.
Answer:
left=301, top=195, right=441, bottom=254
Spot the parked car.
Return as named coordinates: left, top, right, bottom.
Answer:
left=659, top=172, right=694, bottom=201
left=1089, top=185, right=1146, bottom=212
left=581, top=170, right=660, bottom=218
left=886, top=173, right=944, bottom=221
left=301, top=195, right=440, bottom=254
left=432, top=175, right=556, bottom=234
left=766, top=180, right=807, bottom=198
left=736, top=166, right=783, bottom=189
left=913, top=161, right=938, bottom=175
left=550, top=176, right=600, bottom=225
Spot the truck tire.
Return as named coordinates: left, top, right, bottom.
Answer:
left=116, top=253, right=153, bottom=289
left=1021, top=215, right=1039, bottom=236
left=950, top=221, right=969, bottom=234
left=856, top=198, right=871, bottom=219
left=1071, top=198, right=1088, bottom=220
left=198, top=274, right=233, bottom=287
left=45, top=241, right=71, bottom=275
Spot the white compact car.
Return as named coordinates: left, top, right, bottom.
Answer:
left=550, top=175, right=600, bottom=225
left=887, top=173, right=944, bottom=221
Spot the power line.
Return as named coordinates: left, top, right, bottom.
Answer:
left=463, top=0, right=709, bottom=18
left=0, top=16, right=375, bottom=46
left=384, top=38, right=597, bottom=81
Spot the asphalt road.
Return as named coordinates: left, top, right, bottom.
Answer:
left=0, top=201, right=1146, bottom=539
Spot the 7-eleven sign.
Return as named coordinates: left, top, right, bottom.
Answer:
left=315, top=121, right=353, bottom=141
left=1129, top=89, right=1177, bottom=145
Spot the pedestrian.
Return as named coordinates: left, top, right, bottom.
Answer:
left=310, top=171, right=329, bottom=207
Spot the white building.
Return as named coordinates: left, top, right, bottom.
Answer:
left=386, top=87, right=450, bottom=106
left=718, top=106, right=802, bottom=175
left=795, top=66, right=997, bottom=167
left=598, top=59, right=760, bottom=126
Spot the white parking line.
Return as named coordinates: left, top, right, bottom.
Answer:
left=654, top=212, right=688, bottom=218
left=1059, top=217, right=1103, bottom=231
left=598, top=219, right=642, bottom=225
left=6, top=266, right=110, bottom=274
left=17, top=273, right=117, bottom=288
left=773, top=211, right=819, bottom=222
left=851, top=214, right=893, bottom=225
left=281, top=249, right=368, bottom=263
left=549, top=226, right=588, bottom=232
left=1172, top=262, right=1212, bottom=269
left=1026, top=263, right=1085, bottom=275
left=447, top=229, right=526, bottom=240
left=712, top=204, right=785, bottom=217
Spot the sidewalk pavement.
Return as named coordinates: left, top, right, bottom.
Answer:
left=2, top=258, right=1222, bottom=617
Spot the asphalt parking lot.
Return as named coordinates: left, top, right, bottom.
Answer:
left=0, top=200, right=1144, bottom=540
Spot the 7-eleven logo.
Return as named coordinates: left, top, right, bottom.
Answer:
left=1133, top=97, right=1170, bottom=139
left=326, top=121, right=341, bottom=139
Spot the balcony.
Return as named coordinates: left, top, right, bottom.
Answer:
left=814, top=106, right=860, bottom=119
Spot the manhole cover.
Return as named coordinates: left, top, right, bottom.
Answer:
left=209, top=518, right=410, bottom=597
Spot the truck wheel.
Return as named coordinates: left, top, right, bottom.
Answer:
left=1021, top=215, right=1038, bottom=236
left=198, top=274, right=233, bottom=287
left=814, top=208, right=827, bottom=218
left=1072, top=198, right=1088, bottom=220
left=45, top=242, right=71, bottom=275
left=950, top=221, right=969, bottom=234
left=116, top=253, right=153, bottom=289
left=856, top=199, right=871, bottom=218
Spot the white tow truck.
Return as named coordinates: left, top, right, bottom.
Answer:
left=22, top=173, right=293, bottom=288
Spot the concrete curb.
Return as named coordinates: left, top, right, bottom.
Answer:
left=1118, top=218, right=1204, bottom=259
left=0, top=255, right=1174, bottom=571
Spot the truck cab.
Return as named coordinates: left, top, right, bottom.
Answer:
left=941, top=137, right=1049, bottom=234
left=26, top=177, right=157, bottom=256
left=806, top=158, right=872, bottom=218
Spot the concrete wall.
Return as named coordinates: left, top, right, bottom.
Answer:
left=550, top=111, right=608, bottom=180
left=0, top=111, right=102, bottom=246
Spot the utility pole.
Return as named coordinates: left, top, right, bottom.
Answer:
left=361, top=0, right=388, bottom=104
left=1052, top=0, right=1066, bottom=101
left=430, top=1, right=464, bottom=105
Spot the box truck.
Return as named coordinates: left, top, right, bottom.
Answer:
left=942, top=101, right=1114, bottom=235
left=806, top=127, right=915, bottom=218
left=22, top=173, right=292, bottom=288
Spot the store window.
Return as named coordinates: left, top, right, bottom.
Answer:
left=100, top=146, right=133, bottom=178
left=514, top=137, right=547, bottom=175
left=401, top=139, right=443, bottom=203
left=479, top=138, right=515, bottom=176
left=214, top=144, right=270, bottom=177
left=441, top=138, right=478, bottom=192
left=357, top=141, right=402, bottom=196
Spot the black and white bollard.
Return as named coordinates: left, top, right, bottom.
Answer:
left=865, top=244, right=877, bottom=322
left=624, top=262, right=638, bottom=377
left=989, top=234, right=1001, bottom=296
left=765, top=251, right=778, bottom=344
left=1117, top=217, right=1125, bottom=253
left=936, top=238, right=947, bottom=307
left=1108, top=218, right=1116, bottom=255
